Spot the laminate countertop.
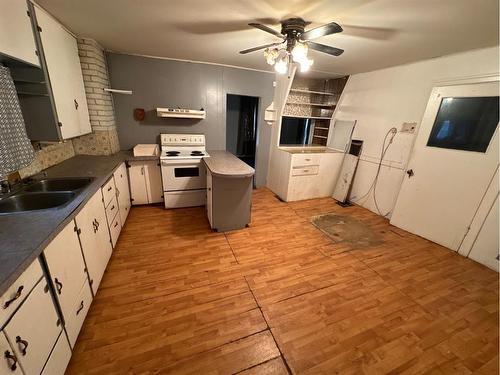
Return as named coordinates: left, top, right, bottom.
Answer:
left=203, top=151, right=255, bottom=178
left=279, top=146, right=343, bottom=154
left=0, top=151, right=147, bottom=296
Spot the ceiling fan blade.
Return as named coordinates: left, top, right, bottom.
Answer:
left=301, top=22, right=343, bottom=40
left=248, top=23, right=284, bottom=38
left=308, top=41, right=344, bottom=56
left=239, top=42, right=283, bottom=54
left=342, top=25, right=397, bottom=40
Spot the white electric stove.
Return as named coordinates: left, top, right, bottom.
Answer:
left=160, top=134, right=209, bottom=208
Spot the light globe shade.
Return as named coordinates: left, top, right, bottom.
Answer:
left=292, top=42, right=308, bottom=63
left=274, top=58, right=288, bottom=74
left=300, top=59, right=314, bottom=73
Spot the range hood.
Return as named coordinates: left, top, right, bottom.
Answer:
left=156, top=107, right=206, bottom=119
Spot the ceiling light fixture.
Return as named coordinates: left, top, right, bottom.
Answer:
left=263, top=42, right=314, bottom=74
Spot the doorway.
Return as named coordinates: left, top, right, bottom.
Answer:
left=226, top=94, right=259, bottom=168
left=391, top=80, right=499, bottom=251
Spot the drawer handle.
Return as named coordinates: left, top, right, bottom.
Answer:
left=4, top=350, right=17, bottom=371
left=76, top=301, right=84, bottom=315
left=74, top=99, right=79, bottom=109
left=15, top=336, right=28, bottom=356
left=54, top=278, right=63, bottom=295
left=305, top=158, right=311, bottom=161
left=3, top=285, right=24, bottom=309
left=107, top=186, right=112, bottom=192
left=111, top=205, right=115, bottom=211
left=114, top=221, right=119, bottom=228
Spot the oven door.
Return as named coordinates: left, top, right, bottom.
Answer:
left=161, top=159, right=206, bottom=192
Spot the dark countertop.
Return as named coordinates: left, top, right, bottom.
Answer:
left=0, top=151, right=148, bottom=296
left=203, top=151, right=254, bottom=178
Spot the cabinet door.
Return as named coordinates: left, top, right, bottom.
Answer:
left=114, top=163, right=131, bottom=225
left=4, top=280, right=60, bottom=375
left=44, top=220, right=87, bottom=321
left=129, top=163, right=149, bottom=205
left=35, top=6, right=90, bottom=139
left=64, top=282, right=92, bottom=348
left=40, top=333, right=71, bottom=375
left=144, top=161, right=163, bottom=203
left=75, top=189, right=112, bottom=294
left=0, top=0, right=39, bottom=66
left=207, top=170, right=213, bottom=227
left=0, top=332, right=22, bottom=375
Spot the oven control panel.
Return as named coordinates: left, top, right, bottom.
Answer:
left=161, top=134, right=205, bottom=146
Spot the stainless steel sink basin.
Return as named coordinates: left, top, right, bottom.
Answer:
left=0, top=192, right=76, bottom=214
left=25, top=177, right=94, bottom=192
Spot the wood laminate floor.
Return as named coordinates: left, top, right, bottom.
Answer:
left=67, top=188, right=499, bottom=374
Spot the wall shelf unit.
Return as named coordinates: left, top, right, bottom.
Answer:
left=289, top=88, right=338, bottom=96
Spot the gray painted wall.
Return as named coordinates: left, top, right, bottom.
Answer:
left=106, top=53, right=274, bottom=186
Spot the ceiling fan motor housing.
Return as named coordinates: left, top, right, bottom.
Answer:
left=281, top=18, right=307, bottom=51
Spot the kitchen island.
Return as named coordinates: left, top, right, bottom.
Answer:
left=203, top=151, right=254, bottom=232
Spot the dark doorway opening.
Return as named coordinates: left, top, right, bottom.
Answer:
left=226, top=94, right=259, bottom=168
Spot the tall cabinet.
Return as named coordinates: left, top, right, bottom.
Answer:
left=34, top=5, right=91, bottom=139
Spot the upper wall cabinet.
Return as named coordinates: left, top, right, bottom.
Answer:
left=34, top=5, right=91, bottom=139
left=0, top=0, right=39, bottom=66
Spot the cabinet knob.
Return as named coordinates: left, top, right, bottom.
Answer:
left=74, top=99, right=79, bottom=109
left=4, top=350, right=17, bottom=371
left=15, top=336, right=28, bottom=356
left=3, top=285, right=24, bottom=309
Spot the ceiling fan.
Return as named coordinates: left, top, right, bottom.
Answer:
left=239, top=18, right=344, bottom=73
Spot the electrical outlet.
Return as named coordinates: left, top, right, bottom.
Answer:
left=400, top=122, right=417, bottom=133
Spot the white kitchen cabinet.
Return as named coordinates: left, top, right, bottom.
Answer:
left=35, top=5, right=91, bottom=139
left=129, top=161, right=163, bottom=205
left=41, top=333, right=71, bottom=375
left=64, top=282, right=92, bottom=348
left=75, top=189, right=112, bottom=294
left=0, top=332, right=22, bottom=375
left=43, top=220, right=88, bottom=326
left=0, top=260, right=43, bottom=328
left=0, top=0, right=39, bottom=66
left=102, top=177, right=122, bottom=249
left=114, top=163, right=131, bottom=225
left=273, top=149, right=345, bottom=202
left=4, top=280, right=60, bottom=375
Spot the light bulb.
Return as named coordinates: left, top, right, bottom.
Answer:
left=299, top=59, right=314, bottom=73
left=274, top=58, right=288, bottom=74
left=292, top=42, right=308, bottom=63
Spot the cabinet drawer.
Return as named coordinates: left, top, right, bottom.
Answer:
left=291, top=154, right=320, bottom=167
left=4, top=280, right=60, bottom=375
left=65, top=281, right=92, bottom=348
left=291, top=165, right=319, bottom=176
left=0, top=260, right=43, bottom=328
left=101, top=177, right=116, bottom=206
left=105, top=195, right=119, bottom=224
left=109, top=213, right=122, bottom=248
left=41, top=333, right=71, bottom=375
left=0, top=331, right=22, bottom=374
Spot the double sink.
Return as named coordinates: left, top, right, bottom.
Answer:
left=0, top=177, right=94, bottom=214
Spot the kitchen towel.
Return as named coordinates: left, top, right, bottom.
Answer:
left=0, top=65, right=34, bottom=177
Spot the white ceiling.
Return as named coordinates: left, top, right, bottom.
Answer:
left=35, top=0, right=499, bottom=77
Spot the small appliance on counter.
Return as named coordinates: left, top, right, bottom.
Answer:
left=159, top=134, right=209, bottom=209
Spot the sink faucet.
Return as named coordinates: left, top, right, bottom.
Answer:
left=0, top=179, right=11, bottom=195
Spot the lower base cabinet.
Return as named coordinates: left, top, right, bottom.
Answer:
left=3, top=280, right=61, bottom=375
left=65, top=282, right=93, bottom=348
left=41, top=333, right=71, bottom=375
left=128, top=161, right=163, bottom=205
left=0, top=332, right=22, bottom=374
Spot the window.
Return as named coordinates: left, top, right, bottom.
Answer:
left=427, top=96, right=499, bottom=152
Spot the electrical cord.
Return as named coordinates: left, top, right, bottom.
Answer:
left=351, top=127, right=398, bottom=217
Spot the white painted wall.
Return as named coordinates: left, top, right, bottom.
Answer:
left=333, top=46, right=499, bottom=217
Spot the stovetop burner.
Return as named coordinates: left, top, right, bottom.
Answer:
left=191, top=151, right=204, bottom=156
left=165, top=151, right=180, bottom=156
